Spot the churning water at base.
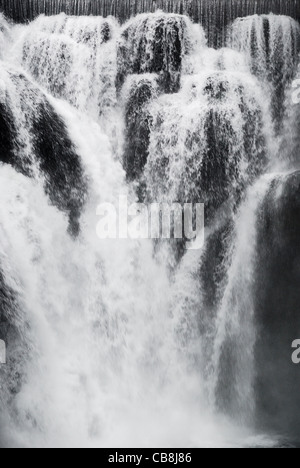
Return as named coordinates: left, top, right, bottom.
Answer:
left=0, top=10, right=300, bottom=448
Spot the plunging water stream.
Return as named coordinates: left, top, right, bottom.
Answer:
left=0, top=8, right=300, bottom=448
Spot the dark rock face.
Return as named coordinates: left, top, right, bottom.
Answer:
left=0, top=100, right=17, bottom=166
left=254, top=171, right=300, bottom=438
left=0, top=71, right=87, bottom=236
left=116, top=13, right=193, bottom=93
left=100, top=21, right=112, bottom=43
left=31, top=100, right=87, bottom=236
left=199, top=109, right=240, bottom=219
left=123, top=76, right=159, bottom=182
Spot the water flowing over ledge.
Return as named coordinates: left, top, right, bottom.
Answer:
left=0, top=7, right=300, bottom=448
left=1, top=0, right=300, bottom=46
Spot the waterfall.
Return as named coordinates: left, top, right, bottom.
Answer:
left=0, top=12, right=10, bottom=57
left=11, top=13, right=120, bottom=143
left=1, top=0, right=300, bottom=47
left=227, top=14, right=300, bottom=124
left=279, top=63, right=300, bottom=169
left=0, top=6, right=300, bottom=448
left=144, top=70, right=271, bottom=218
left=211, top=175, right=274, bottom=423
left=116, top=12, right=204, bottom=93
left=0, top=62, right=87, bottom=234
left=254, top=171, right=300, bottom=436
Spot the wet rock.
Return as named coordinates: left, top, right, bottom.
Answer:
left=145, top=73, right=268, bottom=225
left=123, top=75, right=159, bottom=181
left=116, top=13, right=193, bottom=93
left=0, top=70, right=87, bottom=236
left=255, top=171, right=300, bottom=437
left=227, top=14, right=300, bottom=127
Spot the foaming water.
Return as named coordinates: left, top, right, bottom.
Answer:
left=8, top=14, right=120, bottom=147
left=16, top=14, right=118, bottom=114
left=144, top=69, right=273, bottom=212
left=227, top=14, right=300, bottom=123
left=0, top=99, right=255, bottom=449
left=0, top=10, right=299, bottom=448
left=0, top=103, right=172, bottom=447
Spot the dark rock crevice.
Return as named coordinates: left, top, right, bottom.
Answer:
left=0, top=71, right=87, bottom=236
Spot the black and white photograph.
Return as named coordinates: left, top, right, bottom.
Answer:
left=0, top=0, right=300, bottom=450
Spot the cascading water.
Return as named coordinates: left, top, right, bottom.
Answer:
left=0, top=12, right=10, bottom=56
left=0, top=62, right=87, bottom=234
left=1, top=1, right=300, bottom=42
left=0, top=6, right=300, bottom=448
left=10, top=13, right=120, bottom=145
left=227, top=14, right=300, bottom=124
left=144, top=69, right=271, bottom=214
left=116, top=12, right=205, bottom=93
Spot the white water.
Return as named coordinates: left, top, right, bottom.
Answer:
left=227, top=14, right=300, bottom=82
left=145, top=69, right=273, bottom=203
left=210, top=175, right=275, bottom=421
left=0, top=11, right=298, bottom=447
left=0, top=76, right=246, bottom=449
left=14, top=14, right=118, bottom=115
